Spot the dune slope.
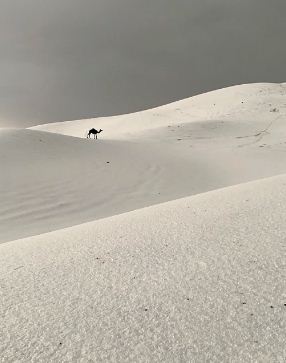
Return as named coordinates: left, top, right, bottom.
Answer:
left=1, top=175, right=286, bottom=362
left=1, top=118, right=286, bottom=243
left=1, top=83, right=286, bottom=243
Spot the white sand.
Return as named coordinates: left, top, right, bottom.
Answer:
left=1, top=83, right=286, bottom=361
left=1, top=175, right=286, bottom=362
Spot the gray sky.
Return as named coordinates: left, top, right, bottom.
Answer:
left=0, top=0, right=286, bottom=127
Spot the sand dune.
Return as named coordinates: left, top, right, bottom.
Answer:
left=2, top=83, right=286, bottom=243
left=0, top=84, right=286, bottom=242
left=1, top=83, right=286, bottom=361
left=1, top=175, right=286, bottom=362
left=32, top=83, right=286, bottom=139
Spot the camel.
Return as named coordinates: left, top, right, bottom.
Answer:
left=87, top=128, right=103, bottom=139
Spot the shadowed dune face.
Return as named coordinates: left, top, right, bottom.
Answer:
left=1, top=84, right=286, bottom=242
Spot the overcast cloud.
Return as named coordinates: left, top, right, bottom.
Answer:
left=0, top=0, right=285, bottom=127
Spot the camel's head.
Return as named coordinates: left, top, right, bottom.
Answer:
left=99, top=129, right=103, bottom=133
